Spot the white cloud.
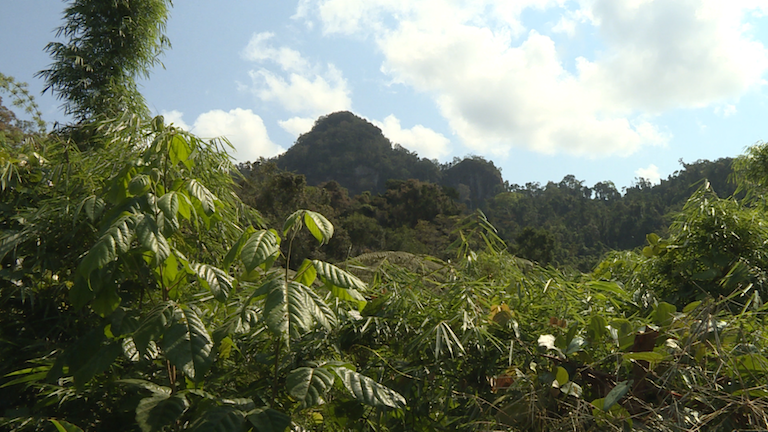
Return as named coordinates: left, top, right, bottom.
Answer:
left=160, top=110, right=190, bottom=130
left=191, top=109, right=285, bottom=162
left=242, top=32, right=352, bottom=118
left=279, top=116, right=316, bottom=137
left=297, top=0, right=768, bottom=158
left=635, top=164, right=661, bottom=184
left=372, top=115, right=451, bottom=159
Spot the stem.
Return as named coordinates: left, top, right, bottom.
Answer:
left=272, top=337, right=281, bottom=404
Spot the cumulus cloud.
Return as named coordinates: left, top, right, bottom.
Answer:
left=715, top=104, right=738, bottom=117
left=635, top=164, right=661, bottom=184
left=372, top=115, right=451, bottom=159
left=297, top=0, right=768, bottom=158
left=242, top=32, right=352, bottom=118
left=171, top=109, right=284, bottom=162
left=160, top=110, right=190, bottom=130
left=278, top=116, right=316, bottom=137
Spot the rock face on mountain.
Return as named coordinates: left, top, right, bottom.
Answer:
left=275, top=111, right=441, bottom=196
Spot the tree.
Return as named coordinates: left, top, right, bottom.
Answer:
left=37, top=0, right=172, bottom=120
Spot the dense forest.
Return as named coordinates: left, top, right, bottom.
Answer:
left=3, top=2, right=768, bottom=432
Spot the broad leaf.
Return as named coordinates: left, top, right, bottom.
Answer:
left=312, top=260, right=367, bottom=309
left=188, top=406, right=246, bottom=432
left=71, top=340, right=122, bottom=389
left=136, top=394, right=189, bottom=432
left=133, top=302, right=174, bottom=357
left=241, top=230, right=280, bottom=273
left=602, top=380, right=632, bottom=411
left=79, top=213, right=136, bottom=276
left=186, top=179, right=216, bottom=216
left=169, top=134, right=191, bottom=166
left=192, top=263, right=234, bottom=302
left=260, top=279, right=337, bottom=342
left=136, top=214, right=171, bottom=266
left=287, top=366, right=335, bottom=407
left=303, top=210, right=333, bottom=244
left=223, top=226, right=256, bottom=270
left=76, top=195, right=105, bottom=223
left=246, top=407, right=290, bottom=432
left=331, top=366, right=406, bottom=409
left=158, top=191, right=180, bottom=221
left=118, top=379, right=171, bottom=395
left=162, top=306, right=214, bottom=381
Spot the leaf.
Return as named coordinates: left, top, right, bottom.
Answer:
left=76, top=195, right=105, bottom=223
left=117, top=379, right=171, bottom=395
left=78, top=213, right=136, bottom=276
left=192, top=263, right=234, bottom=302
left=188, top=406, right=245, bottom=432
left=312, top=260, right=367, bottom=309
left=555, top=367, right=569, bottom=386
left=128, top=174, right=152, bottom=196
left=158, top=191, right=180, bottom=221
left=162, top=306, right=214, bottom=381
left=186, top=179, right=216, bottom=216
left=331, top=366, right=406, bottom=409
left=223, top=226, right=256, bottom=270
left=587, top=315, right=608, bottom=341
left=241, top=230, right=280, bottom=273
left=136, top=394, right=189, bottom=432
left=136, top=214, right=171, bottom=266
left=303, top=210, right=333, bottom=244
left=260, top=278, right=337, bottom=342
left=623, top=352, right=665, bottom=363
left=294, top=259, right=317, bottom=287
left=286, top=366, right=335, bottom=407
left=602, top=380, right=632, bottom=411
left=560, top=382, right=582, bottom=398
left=246, top=407, right=290, bottom=432
left=71, top=340, right=123, bottom=389
left=50, top=420, right=84, bottom=432
left=91, top=280, right=122, bottom=317
left=652, top=302, right=677, bottom=327
left=133, top=302, right=174, bottom=357
left=169, top=134, right=191, bottom=166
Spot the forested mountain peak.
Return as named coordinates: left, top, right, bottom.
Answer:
left=275, top=111, right=441, bottom=196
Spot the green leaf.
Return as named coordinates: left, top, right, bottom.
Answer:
left=331, top=366, right=406, bottom=409
left=71, top=340, right=122, bottom=389
left=623, top=352, right=665, bottom=363
left=118, top=379, right=171, bottom=395
left=602, top=380, right=632, bottom=411
left=246, top=407, right=290, bottom=432
left=260, top=278, right=337, bottom=342
left=162, top=306, right=214, bottom=381
left=560, top=381, right=582, bottom=398
left=295, top=259, right=318, bottom=287
left=136, top=214, right=171, bottom=266
left=223, top=226, right=256, bottom=270
left=133, top=302, right=174, bottom=357
left=186, top=179, right=216, bottom=216
left=77, top=195, right=105, bottom=223
left=555, top=367, right=569, bottom=386
left=287, top=366, right=335, bottom=407
left=587, top=315, right=608, bottom=341
left=188, top=406, right=245, bottom=432
left=192, top=263, right=234, bottom=302
left=79, top=213, right=136, bottom=276
left=652, top=302, right=677, bottom=327
left=91, top=280, right=122, bottom=317
left=158, top=191, right=180, bottom=220
left=50, top=420, right=84, bottom=432
left=169, top=134, right=191, bottom=166
left=241, top=230, right=280, bottom=273
left=303, top=210, right=333, bottom=244
left=312, top=260, right=367, bottom=309
left=136, top=394, right=189, bottom=432
left=128, top=174, right=152, bottom=197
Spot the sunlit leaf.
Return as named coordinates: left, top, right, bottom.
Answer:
left=162, top=306, right=214, bottom=381
left=186, top=179, right=216, bottom=216
left=246, top=407, right=290, bottom=432
left=303, top=210, right=333, bottom=244
left=191, top=263, right=234, bottom=302
left=136, top=214, right=170, bottom=266
left=241, top=230, right=280, bottom=273
left=50, top=420, right=84, bottom=432
left=287, top=366, right=335, bottom=407
left=331, top=366, right=406, bottom=409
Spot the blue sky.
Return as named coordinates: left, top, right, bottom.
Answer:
left=3, top=0, right=768, bottom=191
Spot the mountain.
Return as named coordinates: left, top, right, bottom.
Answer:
left=275, top=111, right=441, bottom=196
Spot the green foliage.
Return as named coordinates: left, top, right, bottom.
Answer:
left=37, top=0, right=172, bottom=119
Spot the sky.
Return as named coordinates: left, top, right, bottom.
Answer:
left=3, top=0, right=768, bottom=191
